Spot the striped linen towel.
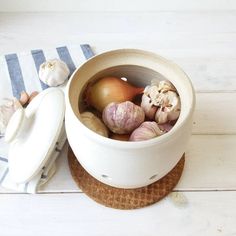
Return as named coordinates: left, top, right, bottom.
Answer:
left=0, top=44, right=95, bottom=193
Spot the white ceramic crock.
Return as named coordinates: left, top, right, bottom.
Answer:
left=65, top=49, right=195, bottom=189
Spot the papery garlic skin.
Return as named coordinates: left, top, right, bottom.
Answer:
left=39, top=59, right=70, bottom=87
left=129, top=121, right=163, bottom=141
left=102, top=101, right=145, bottom=134
left=81, top=112, right=108, bottom=137
left=159, top=123, right=174, bottom=133
left=0, top=98, right=22, bottom=135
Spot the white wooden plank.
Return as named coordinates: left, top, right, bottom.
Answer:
left=178, top=135, right=236, bottom=190
left=0, top=13, right=236, bottom=91
left=1, top=12, right=236, bottom=40
left=193, top=93, right=236, bottom=134
left=0, top=12, right=236, bottom=52
left=0, top=191, right=235, bottom=236
left=1, top=0, right=236, bottom=12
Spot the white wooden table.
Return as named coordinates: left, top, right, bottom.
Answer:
left=0, top=11, right=236, bottom=236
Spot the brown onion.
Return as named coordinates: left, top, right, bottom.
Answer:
left=85, top=77, right=144, bottom=112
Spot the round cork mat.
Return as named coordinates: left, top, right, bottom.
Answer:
left=68, top=147, right=185, bottom=209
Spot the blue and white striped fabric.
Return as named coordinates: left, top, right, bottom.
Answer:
left=0, top=44, right=95, bottom=193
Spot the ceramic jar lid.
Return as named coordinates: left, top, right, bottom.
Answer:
left=5, top=88, right=65, bottom=183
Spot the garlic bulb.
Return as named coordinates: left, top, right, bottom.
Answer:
left=141, top=80, right=181, bottom=124
left=0, top=98, right=22, bottom=135
left=102, top=101, right=145, bottom=134
left=129, top=122, right=163, bottom=141
left=39, top=59, right=70, bottom=87
left=81, top=111, right=108, bottom=137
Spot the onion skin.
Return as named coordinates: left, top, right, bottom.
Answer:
left=85, top=77, right=144, bottom=112
left=110, top=133, right=130, bottom=141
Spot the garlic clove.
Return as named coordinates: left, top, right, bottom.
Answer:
left=166, top=91, right=181, bottom=121
left=19, top=91, right=29, bottom=106
left=0, top=98, right=22, bottom=135
left=155, top=108, right=169, bottom=124
left=141, top=84, right=160, bottom=119
left=140, top=93, right=157, bottom=120
left=102, top=101, right=145, bottom=134
left=143, top=84, right=160, bottom=106
left=28, top=91, right=39, bottom=103
left=81, top=111, right=109, bottom=137
left=39, top=59, right=70, bottom=87
left=155, top=91, right=181, bottom=123
left=129, top=121, right=163, bottom=141
left=167, top=103, right=181, bottom=121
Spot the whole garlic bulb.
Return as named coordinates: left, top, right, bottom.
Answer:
left=102, top=101, right=145, bottom=134
left=39, top=59, right=70, bottom=87
left=129, top=121, right=163, bottom=141
left=81, top=111, right=108, bottom=137
left=0, top=98, right=22, bottom=135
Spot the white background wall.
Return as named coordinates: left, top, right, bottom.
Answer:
left=0, top=0, right=236, bottom=12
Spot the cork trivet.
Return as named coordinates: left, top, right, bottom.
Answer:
left=68, top=147, right=185, bottom=209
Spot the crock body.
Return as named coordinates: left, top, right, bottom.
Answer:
left=65, top=49, right=195, bottom=188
